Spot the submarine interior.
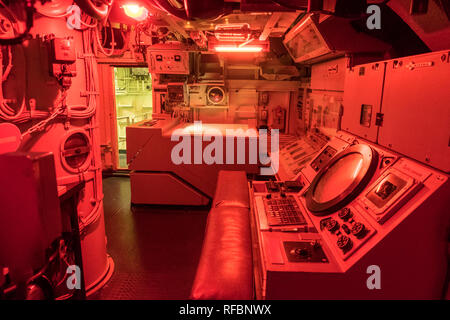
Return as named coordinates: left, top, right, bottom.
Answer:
left=0, top=0, right=449, bottom=301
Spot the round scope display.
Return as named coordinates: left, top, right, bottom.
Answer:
left=306, top=144, right=378, bottom=216
left=207, top=86, right=225, bottom=104
left=313, top=153, right=364, bottom=203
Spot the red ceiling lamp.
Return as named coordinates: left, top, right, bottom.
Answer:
left=122, top=3, right=149, bottom=21
left=214, top=46, right=263, bottom=53
left=210, top=39, right=269, bottom=53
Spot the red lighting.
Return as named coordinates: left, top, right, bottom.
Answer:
left=214, top=46, right=263, bottom=53
left=122, top=4, right=149, bottom=21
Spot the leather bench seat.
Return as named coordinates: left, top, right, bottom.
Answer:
left=212, top=170, right=250, bottom=209
left=190, top=171, right=253, bottom=300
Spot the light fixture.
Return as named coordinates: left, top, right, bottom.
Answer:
left=122, top=4, right=149, bottom=21
left=214, top=23, right=251, bottom=42
left=214, top=46, right=263, bottom=53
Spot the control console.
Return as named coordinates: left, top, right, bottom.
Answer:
left=249, top=131, right=449, bottom=299
left=317, top=206, right=375, bottom=260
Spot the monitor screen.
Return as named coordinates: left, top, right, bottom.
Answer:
left=366, top=173, right=407, bottom=209
left=313, top=152, right=364, bottom=203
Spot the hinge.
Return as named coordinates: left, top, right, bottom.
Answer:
left=375, top=113, right=384, bottom=126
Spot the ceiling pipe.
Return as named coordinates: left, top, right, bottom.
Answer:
left=74, top=0, right=114, bottom=20
left=147, top=0, right=237, bottom=21
left=270, top=0, right=309, bottom=10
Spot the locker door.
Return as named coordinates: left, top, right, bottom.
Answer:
left=341, top=62, right=385, bottom=143
left=379, top=50, right=450, bottom=172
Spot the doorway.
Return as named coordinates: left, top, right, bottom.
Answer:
left=114, top=67, right=152, bottom=169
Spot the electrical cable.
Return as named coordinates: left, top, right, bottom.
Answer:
left=0, top=0, right=20, bottom=34
left=20, top=90, right=68, bottom=137
left=0, top=0, right=34, bottom=45
left=94, top=20, right=115, bottom=56
left=0, top=45, right=26, bottom=121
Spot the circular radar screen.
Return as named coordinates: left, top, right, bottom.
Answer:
left=306, top=144, right=378, bottom=216
left=207, top=87, right=225, bottom=104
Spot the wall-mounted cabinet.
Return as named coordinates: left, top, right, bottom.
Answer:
left=342, top=50, right=450, bottom=172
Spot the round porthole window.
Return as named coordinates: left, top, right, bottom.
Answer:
left=60, top=130, right=92, bottom=173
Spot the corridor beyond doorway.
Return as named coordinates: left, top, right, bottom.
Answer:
left=114, top=67, right=152, bottom=169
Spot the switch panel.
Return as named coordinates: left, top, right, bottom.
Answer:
left=50, top=37, right=76, bottom=64
left=148, top=50, right=189, bottom=74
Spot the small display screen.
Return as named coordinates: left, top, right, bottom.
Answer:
left=366, top=173, right=407, bottom=208
left=375, top=181, right=397, bottom=199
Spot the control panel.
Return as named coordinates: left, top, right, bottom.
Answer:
left=283, top=241, right=328, bottom=263
left=263, top=195, right=307, bottom=226
left=167, top=83, right=186, bottom=104
left=310, top=145, right=337, bottom=172
left=148, top=50, right=190, bottom=74
left=250, top=131, right=449, bottom=299
left=359, top=167, right=421, bottom=224
left=278, top=132, right=329, bottom=180
left=47, top=36, right=77, bottom=88
left=265, top=180, right=303, bottom=193
left=317, top=206, right=375, bottom=260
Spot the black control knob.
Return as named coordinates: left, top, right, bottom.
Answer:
left=337, top=235, right=353, bottom=252
left=338, top=208, right=352, bottom=221
left=325, top=219, right=339, bottom=233
left=266, top=194, right=272, bottom=199
left=351, top=222, right=366, bottom=238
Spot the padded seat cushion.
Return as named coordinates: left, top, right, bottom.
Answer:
left=212, top=170, right=249, bottom=209
left=190, top=206, right=253, bottom=300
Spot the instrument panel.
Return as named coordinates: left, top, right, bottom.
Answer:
left=250, top=132, right=448, bottom=299
left=148, top=50, right=190, bottom=74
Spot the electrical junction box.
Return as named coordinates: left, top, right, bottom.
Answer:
left=50, top=37, right=76, bottom=64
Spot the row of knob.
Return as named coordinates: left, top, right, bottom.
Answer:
left=322, top=208, right=367, bottom=252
